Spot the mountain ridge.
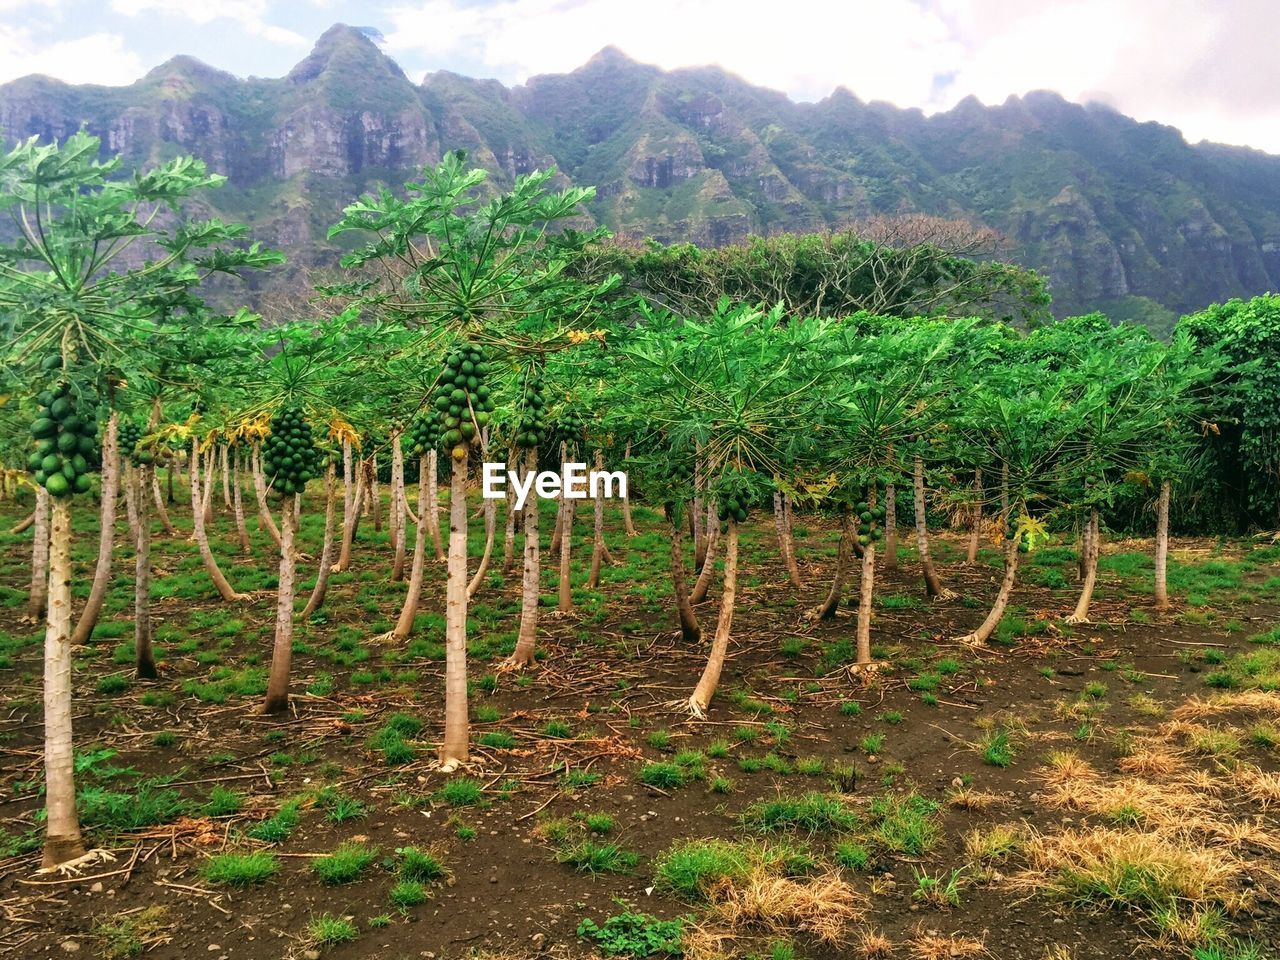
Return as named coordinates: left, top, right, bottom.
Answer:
left=2, top=23, right=1277, bottom=327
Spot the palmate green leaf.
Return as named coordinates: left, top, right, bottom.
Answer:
left=0, top=130, right=281, bottom=405
left=131, top=155, right=226, bottom=203
left=192, top=243, right=288, bottom=276
left=0, top=130, right=117, bottom=201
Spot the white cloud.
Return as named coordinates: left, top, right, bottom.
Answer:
left=0, top=26, right=143, bottom=86
left=385, top=0, right=964, bottom=104
left=382, top=0, right=1280, bottom=152
left=109, top=0, right=308, bottom=45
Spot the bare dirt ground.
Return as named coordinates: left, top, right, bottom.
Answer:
left=1, top=493, right=1277, bottom=960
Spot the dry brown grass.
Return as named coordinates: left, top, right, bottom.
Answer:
left=1117, top=741, right=1185, bottom=777
left=1039, top=749, right=1096, bottom=784
left=853, top=929, right=894, bottom=958
left=907, top=928, right=988, bottom=959
left=947, top=787, right=1005, bottom=811
left=1234, top=766, right=1280, bottom=809
left=1016, top=826, right=1246, bottom=913
left=1200, top=818, right=1280, bottom=859
left=706, top=869, right=863, bottom=943
left=1171, top=691, right=1280, bottom=722
left=1039, top=773, right=1211, bottom=827
left=964, top=824, right=1022, bottom=862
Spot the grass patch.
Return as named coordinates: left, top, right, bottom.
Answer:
left=435, top=777, right=484, bottom=806
left=312, top=842, right=378, bottom=885
left=307, top=913, right=358, bottom=946
left=868, top=792, right=940, bottom=856
left=202, top=850, right=278, bottom=887
left=556, top=838, right=639, bottom=874
left=740, top=792, right=857, bottom=834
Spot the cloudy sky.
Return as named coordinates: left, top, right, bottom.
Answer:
left=2, top=0, right=1278, bottom=152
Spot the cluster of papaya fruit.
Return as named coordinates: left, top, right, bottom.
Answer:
left=27, top=355, right=99, bottom=497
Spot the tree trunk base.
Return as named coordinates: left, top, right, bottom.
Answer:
left=498, top=650, right=536, bottom=672
left=40, top=836, right=89, bottom=871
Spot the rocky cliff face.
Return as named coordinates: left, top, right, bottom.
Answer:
left=3, top=23, right=1279, bottom=325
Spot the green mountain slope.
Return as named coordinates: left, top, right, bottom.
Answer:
left=3, top=23, right=1277, bottom=322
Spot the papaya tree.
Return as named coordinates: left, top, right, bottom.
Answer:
left=622, top=299, right=822, bottom=716
left=0, top=131, right=281, bottom=868
left=1137, top=331, right=1230, bottom=610
left=330, top=150, right=608, bottom=769
left=950, top=352, right=1077, bottom=646
left=818, top=319, right=968, bottom=664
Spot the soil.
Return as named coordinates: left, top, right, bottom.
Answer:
left=0, top=493, right=1277, bottom=960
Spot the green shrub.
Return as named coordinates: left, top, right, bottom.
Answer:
left=576, top=911, right=684, bottom=957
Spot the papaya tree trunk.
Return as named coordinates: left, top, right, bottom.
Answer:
left=549, top=443, right=567, bottom=554
left=190, top=442, right=243, bottom=602
left=621, top=441, right=638, bottom=537
left=370, top=454, right=382, bottom=532
left=302, top=461, right=339, bottom=620
left=427, top=450, right=444, bottom=562
left=335, top=453, right=365, bottom=572
left=467, top=475, right=497, bottom=598
left=854, top=541, right=877, bottom=666
left=232, top=447, right=251, bottom=555
left=251, top=444, right=282, bottom=550
left=690, top=516, right=720, bottom=604
left=550, top=492, right=564, bottom=553
left=666, top=504, right=701, bottom=643
left=152, top=472, right=176, bottom=537
left=965, top=468, right=982, bottom=565
left=166, top=460, right=174, bottom=503
left=28, top=486, right=51, bottom=620
left=957, top=539, right=1021, bottom=645
left=501, top=451, right=517, bottom=575
left=220, top=443, right=231, bottom=510
left=1154, top=479, right=1171, bottom=610
left=391, top=435, right=407, bottom=582
left=133, top=461, right=157, bottom=679
left=340, top=439, right=353, bottom=534
left=42, top=497, right=86, bottom=868
left=72, top=411, right=120, bottom=645
left=688, top=519, right=739, bottom=717
left=9, top=511, right=36, bottom=536
left=402, top=469, right=419, bottom=526
left=586, top=449, right=607, bottom=589
left=262, top=495, right=298, bottom=713
left=782, top=495, right=802, bottom=587
left=772, top=490, right=789, bottom=566
left=386, top=456, right=428, bottom=640
left=883, top=481, right=898, bottom=571
left=439, top=453, right=470, bottom=770
left=692, top=465, right=705, bottom=571
left=816, top=510, right=852, bottom=620
left=557, top=492, right=576, bottom=613
left=201, top=447, right=215, bottom=528
left=914, top=454, right=953, bottom=599
left=1068, top=509, right=1100, bottom=623
left=507, top=448, right=541, bottom=669
left=122, top=463, right=139, bottom=548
